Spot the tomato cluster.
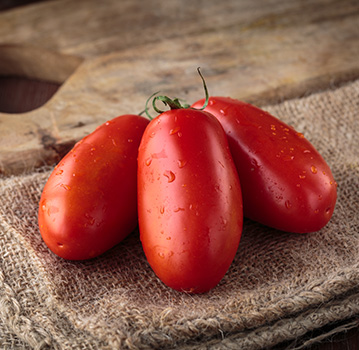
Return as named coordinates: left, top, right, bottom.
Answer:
left=38, top=71, right=337, bottom=293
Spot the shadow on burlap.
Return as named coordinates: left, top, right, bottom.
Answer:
left=0, top=80, right=358, bottom=349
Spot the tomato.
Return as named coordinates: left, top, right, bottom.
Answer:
left=138, top=107, right=243, bottom=293
left=38, top=114, right=149, bottom=260
left=192, top=97, right=337, bottom=233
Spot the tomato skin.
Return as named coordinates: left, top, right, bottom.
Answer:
left=38, top=114, right=149, bottom=260
left=192, top=97, right=337, bottom=233
left=138, top=108, right=243, bottom=293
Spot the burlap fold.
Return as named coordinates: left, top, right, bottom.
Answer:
left=1, top=80, right=358, bottom=349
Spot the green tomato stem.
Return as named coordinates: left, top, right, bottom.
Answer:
left=144, top=67, right=209, bottom=120
left=196, top=67, right=209, bottom=110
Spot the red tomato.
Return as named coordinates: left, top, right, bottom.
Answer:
left=138, top=108, right=243, bottom=293
left=192, top=97, right=337, bottom=233
left=38, top=114, right=149, bottom=260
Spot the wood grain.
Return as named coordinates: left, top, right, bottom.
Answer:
left=0, top=0, right=359, bottom=174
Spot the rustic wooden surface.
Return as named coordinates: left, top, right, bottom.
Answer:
left=0, top=0, right=359, bottom=175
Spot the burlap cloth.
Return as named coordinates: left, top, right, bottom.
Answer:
left=1, top=80, right=358, bottom=350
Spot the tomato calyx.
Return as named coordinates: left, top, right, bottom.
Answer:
left=144, top=67, right=209, bottom=120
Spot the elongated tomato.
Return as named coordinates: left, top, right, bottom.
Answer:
left=138, top=108, right=243, bottom=293
left=38, top=114, right=149, bottom=260
left=192, top=97, right=337, bottom=233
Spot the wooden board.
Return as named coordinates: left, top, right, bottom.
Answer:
left=1, top=0, right=359, bottom=175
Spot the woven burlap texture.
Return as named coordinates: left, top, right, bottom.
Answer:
left=1, top=80, right=358, bottom=350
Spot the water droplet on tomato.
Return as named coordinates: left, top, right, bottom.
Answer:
left=325, top=207, right=331, bottom=214
left=166, top=236, right=171, bottom=240
left=297, top=132, right=305, bottom=138
left=60, top=184, right=71, bottom=190
left=105, top=122, right=110, bottom=126
left=209, top=99, right=216, bottom=106
left=128, top=139, right=133, bottom=143
left=160, top=206, right=165, bottom=214
left=285, top=200, right=292, bottom=209
left=57, top=242, right=64, bottom=247
left=145, top=157, right=152, bottom=166
left=251, top=158, right=259, bottom=167
left=163, top=170, right=175, bottom=183
left=283, top=155, right=294, bottom=161
left=303, top=149, right=311, bottom=154
left=177, top=159, right=187, bottom=168
left=169, top=126, right=181, bottom=135
left=174, top=207, right=185, bottom=212
left=157, top=249, right=173, bottom=259
left=311, top=165, right=318, bottom=174
left=299, top=175, right=306, bottom=179
left=314, top=209, right=319, bottom=214
left=318, top=194, right=323, bottom=200
left=56, top=169, right=63, bottom=175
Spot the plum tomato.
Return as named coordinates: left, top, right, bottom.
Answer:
left=192, top=97, right=337, bottom=233
left=138, top=107, right=243, bottom=293
left=38, top=114, right=149, bottom=260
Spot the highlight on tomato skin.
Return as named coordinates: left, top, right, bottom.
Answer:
left=38, top=114, right=149, bottom=260
left=137, top=107, right=243, bottom=293
left=192, top=96, right=337, bottom=234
